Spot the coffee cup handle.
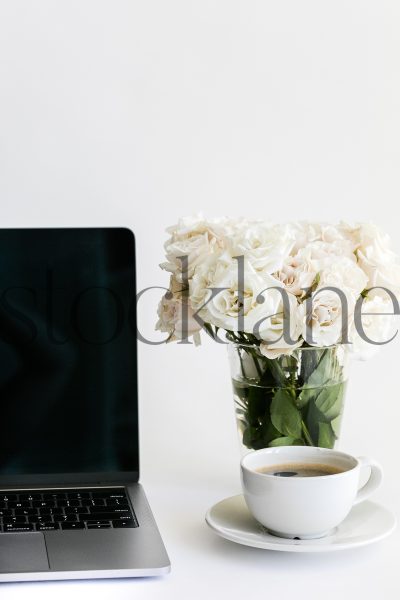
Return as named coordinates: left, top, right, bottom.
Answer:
left=353, top=456, right=383, bottom=505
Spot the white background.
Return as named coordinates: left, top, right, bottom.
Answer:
left=0, top=1, right=399, bottom=598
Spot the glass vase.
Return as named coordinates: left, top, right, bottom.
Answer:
left=228, top=342, right=349, bottom=454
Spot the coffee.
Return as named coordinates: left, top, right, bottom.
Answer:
left=256, top=462, right=345, bottom=478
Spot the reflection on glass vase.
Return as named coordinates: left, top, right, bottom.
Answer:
left=228, top=341, right=349, bottom=455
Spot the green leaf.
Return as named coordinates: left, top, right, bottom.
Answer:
left=315, top=383, right=345, bottom=422
left=269, top=436, right=295, bottom=447
left=300, top=350, right=318, bottom=382
left=269, top=436, right=304, bottom=447
left=296, top=387, right=316, bottom=409
left=261, top=420, right=281, bottom=445
left=302, top=350, right=332, bottom=389
left=270, top=389, right=302, bottom=439
left=242, top=426, right=258, bottom=448
left=318, top=422, right=336, bottom=448
left=331, top=414, right=342, bottom=438
left=264, top=359, right=289, bottom=387
left=259, top=364, right=280, bottom=388
left=247, top=385, right=272, bottom=425
left=304, top=400, right=323, bottom=445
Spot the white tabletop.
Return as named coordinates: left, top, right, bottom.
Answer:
left=1, top=478, right=398, bottom=600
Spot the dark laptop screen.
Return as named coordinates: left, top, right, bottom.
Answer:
left=0, top=228, right=138, bottom=478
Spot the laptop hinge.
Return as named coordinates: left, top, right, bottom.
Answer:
left=0, top=472, right=139, bottom=489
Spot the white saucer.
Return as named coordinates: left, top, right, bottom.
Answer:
left=205, top=495, right=396, bottom=553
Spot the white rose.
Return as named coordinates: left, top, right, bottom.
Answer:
left=228, top=222, right=295, bottom=276
left=156, top=276, right=202, bottom=345
left=320, top=224, right=346, bottom=244
left=304, top=239, right=356, bottom=261
left=276, top=246, right=366, bottom=299
left=321, top=223, right=359, bottom=251
left=165, top=214, right=221, bottom=238
left=198, top=256, right=283, bottom=338
left=350, top=294, right=398, bottom=360
left=288, top=221, right=358, bottom=256
left=301, top=287, right=355, bottom=347
left=189, top=251, right=232, bottom=310
left=259, top=292, right=303, bottom=359
left=337, top=221, right=362, bottom=246
left=274, top=247, right=317, bottom=297
left=317, top=257, right=368, bottom=297
left=208, top=216, right=252, bottom=238
left=160, top=215, right=225, bottom=281
left=355, top=223, right=400, bottom=296
left=286, top=221, right=322, bottom=253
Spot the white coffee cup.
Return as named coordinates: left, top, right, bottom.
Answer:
left=241, top=446, right=383, bottom=539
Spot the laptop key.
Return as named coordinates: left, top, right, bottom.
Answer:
left=33, top=500, right=56, bottom=508
left=55, top=500, right=69, bottom=507
left=106, top=499, right=129, bottom=507
left=85, top=505, right=130, bottom=514
left=79, top=499, right=93, bottom=506
left=2, top=516, right=28, bottom=524
left=42, top=493, right=67, bottom=500
left=92, top=491, right=124, bottom=498
left=3, top=524, right=34, bottom=532
left=39, top=507, right=59, bottom=516
left=0, top=509, right=13, bottom=517
left=86, top=521, right=111, bottom=528
left=47, top=507, right=65, bottom=515
left=65, top=499, right=81, bottom=507
left=112, top=520, right=135, bottom=528
left=61, top=522, right=85, bottom=530
left=68, top=492, right=91, bottom=500
left=64, top=506, right=86, bottom=514
left=0, top=494, right=18, bottom=502
left=91, top=499, right=106, bottom=507
left=81, top=512, right=132, bottom=522
left=28, top=515, right=54, bottom=525
left=36, top=522, right=60, bottom=531
left=58, top=514, right=78, bottom=522
left=29, top=512, right=48, bottom=519
left=14, top=508, right=38, bottom=516
left=7, top=501, right=32, bottom=508
left=19, top=493, right=43, bottom=501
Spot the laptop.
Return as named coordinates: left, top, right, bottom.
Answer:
left=0, top=227, right=170, bottom=582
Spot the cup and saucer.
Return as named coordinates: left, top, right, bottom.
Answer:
left=205, top=446, right=396, bottom=553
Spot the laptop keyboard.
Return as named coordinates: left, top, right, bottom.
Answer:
left=0, top=488, right=138, bottom=532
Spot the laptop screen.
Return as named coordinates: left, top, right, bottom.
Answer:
left=0, top=228, right=139, bottom=479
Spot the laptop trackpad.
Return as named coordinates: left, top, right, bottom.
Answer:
left=0, top=534, right=50, bottom=573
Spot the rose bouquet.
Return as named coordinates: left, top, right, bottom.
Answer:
left=157, top=217, right=400, bottom=450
